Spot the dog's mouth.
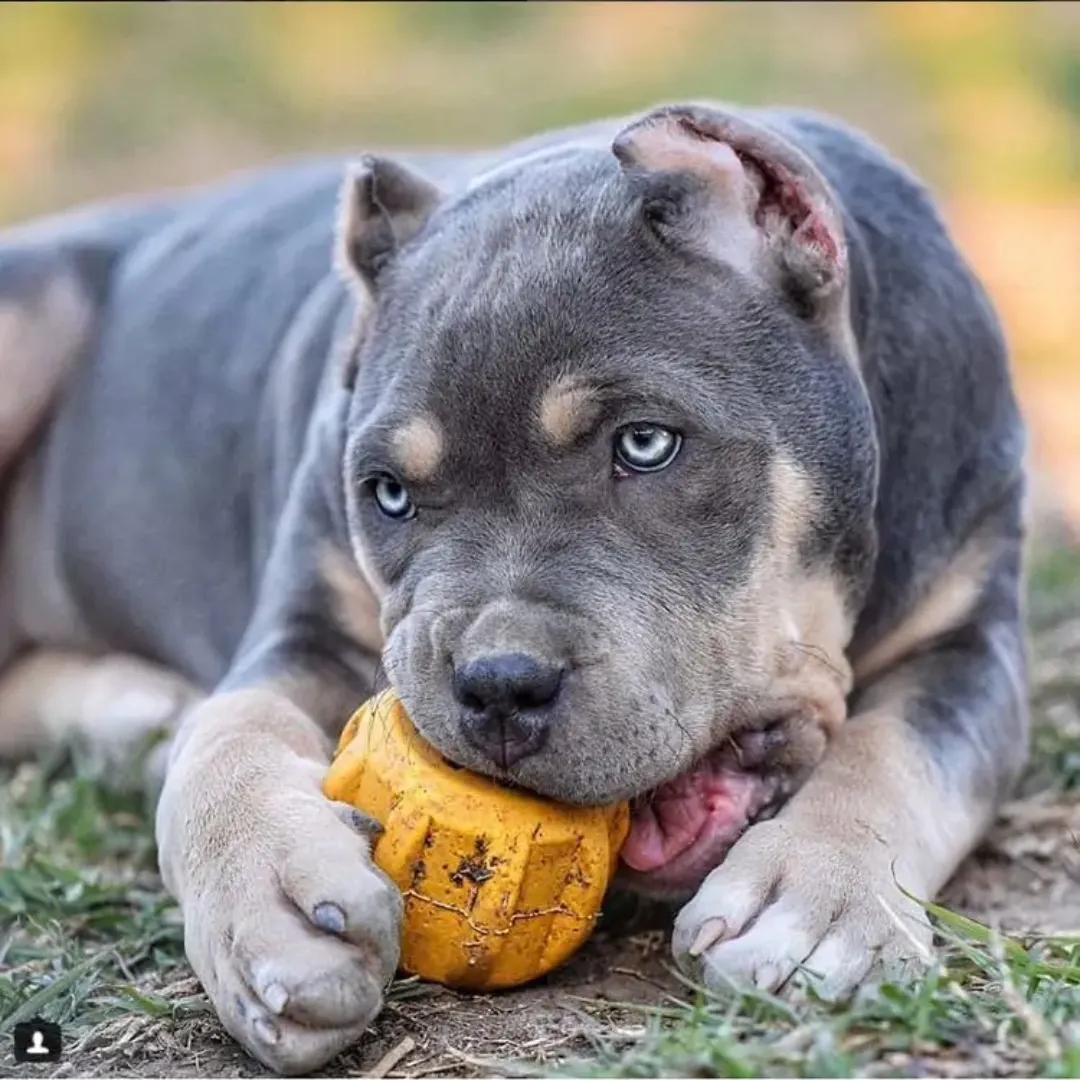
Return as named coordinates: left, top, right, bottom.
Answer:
left=618, top=726, right=804, bottom=897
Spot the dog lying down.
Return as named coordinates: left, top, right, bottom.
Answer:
left=0, top=100, right=1027, bottom=1074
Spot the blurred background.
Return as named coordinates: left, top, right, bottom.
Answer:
left=1, top=0, right=1077, bottom=528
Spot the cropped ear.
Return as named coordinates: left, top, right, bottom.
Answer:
left=612, top=105, right=848, bottom=318
left=335, top=155, right=443, bottom=293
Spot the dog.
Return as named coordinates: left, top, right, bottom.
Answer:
left=0, top=102, right=1028, bottom=1074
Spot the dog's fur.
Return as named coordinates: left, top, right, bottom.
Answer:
left=0, top=103, right=1027, bottom=1074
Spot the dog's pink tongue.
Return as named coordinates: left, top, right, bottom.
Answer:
left=620, top=800, right=707, bottom=872
left=620, top=762, right=748, bottom=873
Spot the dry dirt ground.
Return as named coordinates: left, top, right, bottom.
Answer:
left=2, top=537, right=1079, bottom=1079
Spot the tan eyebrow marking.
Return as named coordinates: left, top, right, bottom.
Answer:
left=389, top=414, right=444, bottom=481
left=538, top=376, right=603, bottom=446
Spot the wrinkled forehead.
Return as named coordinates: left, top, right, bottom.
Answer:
left=376, top=152, right=664, bottom=382
left=348, top=149, right=793, bottom=470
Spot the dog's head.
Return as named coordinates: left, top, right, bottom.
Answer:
left=336, top=104, right=879, bottom=897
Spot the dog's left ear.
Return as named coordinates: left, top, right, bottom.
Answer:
left=335, top=155, right=443, bottom=293
left=613, top=105, right=848, bottom=319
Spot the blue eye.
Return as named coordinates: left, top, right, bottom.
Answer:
left=614, top=424, right=682, bottom=473
left=368, top=475, right=415, bottom=519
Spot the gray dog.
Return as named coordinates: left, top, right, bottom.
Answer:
left=0, top=102, right=1028, bottom=1074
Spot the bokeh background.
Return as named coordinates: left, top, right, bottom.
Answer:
left=1, top=0, right=1077, bottom=526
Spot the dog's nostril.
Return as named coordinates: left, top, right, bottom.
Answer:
left=459, top=689, right=485, bottom=713
left=452, top=654, right=564, bottom=769
left=452, top=653, right=564, bottom=715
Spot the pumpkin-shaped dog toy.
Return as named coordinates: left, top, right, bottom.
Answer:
left=323, top=690, right=630, bottom=991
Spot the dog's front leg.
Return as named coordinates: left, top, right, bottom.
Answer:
left=155, top=431, right=400, bottom=1075
left=155, top=668, right=402, bottom=1075
left=673, top=561, right=1028, bottom=999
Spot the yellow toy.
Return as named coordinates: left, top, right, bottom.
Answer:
left=323, top=690, right=630, bottom=991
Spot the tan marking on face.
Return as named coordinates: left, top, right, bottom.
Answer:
left=713, top=457, right=999, bottom=895
left=538, top=377, right=602, bottom=447
left=390, top=415, right=444, bottom=482
left=768, top=457, right=854, bottom=714
left=713, top=454, right=855, bottom=755
left=852, top=535, right=999, bottom=685
left=768, top=453, right=818, bottom=556
left=319, top=546, right=385, bottom=656
left=775, top=576, right=855, bottom=736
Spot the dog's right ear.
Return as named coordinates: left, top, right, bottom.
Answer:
left=335, top=156, right=443, bottom=293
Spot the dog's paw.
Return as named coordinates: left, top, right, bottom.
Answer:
left=177, top=789, right=402, bottom=1075
left=672, top=817, right=933, bottom=1001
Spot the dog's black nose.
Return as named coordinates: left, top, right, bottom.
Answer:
left=452, top=653, right=563, bottom=768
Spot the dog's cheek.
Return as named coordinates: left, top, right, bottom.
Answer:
left=557, top=625, right=715, bottom=799
left=381, top=612, right=441, bottom=712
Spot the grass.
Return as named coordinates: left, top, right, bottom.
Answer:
left=1, top=542, right=1079, bottom=1078
left=553, top=919, right=1080, bottom=1078
left=0, top=765, right=203, bottom=1074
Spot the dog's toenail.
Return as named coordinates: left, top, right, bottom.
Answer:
left=313, top=901, right=346, bottom=934
left=263, top=982, right=289, bottom=1014
left=351, top=808, right=384, bottom=838
left=254, top=1015, right=279, bottom=1046
left=690, top=917, right=728, bottom=957
left=331, top=800, right=385, bottom=839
